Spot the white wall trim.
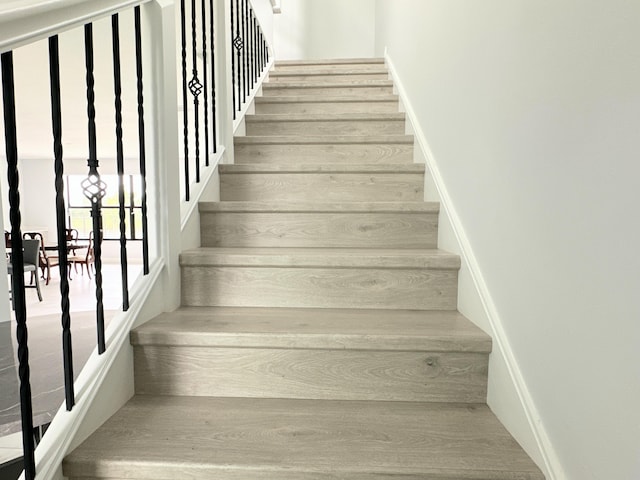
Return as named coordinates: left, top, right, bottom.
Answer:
left=384, top=50, right=566, bottom=480
left=27, top=257, right=164, bottom=480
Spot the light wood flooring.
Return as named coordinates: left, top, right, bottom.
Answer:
left=63, top=58, right=545, bottom=479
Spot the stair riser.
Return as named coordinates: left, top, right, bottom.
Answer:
left=134, top=346, right=488, bottom=403
left=246, top=119, right=405, bottom=136
left=262, top=85, right=394, bottom=96
left=234, top=143, right=414, bottom=164
left=255, top=101, right=399, bottom=115
left=181, top=266, right=458, bottom=310
left=200, top=212, right=437, bottom=248
left=220, top=173, right=424, bottom=201
left=268, top=73, right=389, bottom=83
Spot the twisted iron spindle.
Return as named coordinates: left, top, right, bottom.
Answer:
left=48, top=35, right=75, bottom=411
left=209, top=0, right=217, bottom=152
left=180, top=0, right=190, bottom=200
left=84, top=23, right=106, bottom=353
left=189, top=0, right=202, bottom=183
left=2, top=50, right=36, bottom=480
left=201, top=0, right=210, bottom=166
left=134, top=6, right=150, bottom=275
left=111, top=13, right=130, bottom=311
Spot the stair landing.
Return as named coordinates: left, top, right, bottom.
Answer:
left=63, top=395, right=544, bottom=480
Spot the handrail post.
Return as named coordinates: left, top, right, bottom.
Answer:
left=143, top=0, right=182, bottom=312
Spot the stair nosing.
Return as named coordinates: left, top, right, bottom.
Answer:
left=198, top=201, right=439, bottom=214
left=275, top=58, right=385, bottom=66
left=269, top=69, right=389, bottom=77
left=234, top=134, right=414, bottom=145
left=245, top=112, right=405, bottom=122
left=255, top=94, right=399, bottom=104
left=131, top=307, right=491, bottom=353
left=179, top=248, right=460, bottom=270
left=219, top=164, right=424, bottom=173
left=263, top=80, right=394, bottom=88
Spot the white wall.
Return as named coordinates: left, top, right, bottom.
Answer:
left=375, top=1, right=640, bottom=479
left=273, top=0, right=375, bottom=60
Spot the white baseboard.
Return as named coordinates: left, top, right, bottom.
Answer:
left=384, top=50, right=565, bottom=480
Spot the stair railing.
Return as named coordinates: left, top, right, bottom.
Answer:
left=0, top=1, right=273, bottom=478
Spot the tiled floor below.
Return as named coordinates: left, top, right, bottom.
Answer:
left=0, top=263, right=143, bottom=450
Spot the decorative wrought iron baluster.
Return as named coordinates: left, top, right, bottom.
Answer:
left=2, top=50, right=36, bottom=480
left=249, top=10, right=255, bottom=89
left=48, top=35, right=75, bottom=411
left=241, top=0, right=247, bottom=103
left=134, top=6, right=150, bottom=275
left=180, top=0, right=190, bottom=200
left=190, top=0, right=202, bottom=183
left=230, top=0, right=236, bottom=119
left=253, top=16, right=258, bottom=81
left=209, top=0, right=217, bottom=152
left=111, top=14, right=129, bottom=311
left=234, top=0, right=242, bottom=113
left=83, top=23, right=107, bottom=354
left=201, top=0, right=210, bottom=166
left=260, top=29, right=266, bottom=71
left=259, top=30, right=264, bottom=71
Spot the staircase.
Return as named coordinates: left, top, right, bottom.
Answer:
left=63, top=58, right=545, bottom=480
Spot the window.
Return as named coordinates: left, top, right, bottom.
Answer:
left=66, top=174, right=144, bottom=240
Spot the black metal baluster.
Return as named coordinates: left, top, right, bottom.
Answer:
left=180, top=0, right=190, bottom=200
left=241, top=0, right=247, bottom=103
left=230, top=0, right=236, bottom=119
left=134, top=6, right=150, bottom=275
left=189, top=0, right=202, bottom=183
left=233, top=0, right=242, bottom=113
left=259, top=30, right=264, bottom=71
left=83, top=23, right=106, bottom=354
left=48, top=35, right=75, bottom=411
left=254, top=13, right=258, bottom=84
left=265, top=33, right=269, bottom=64
left=253, top=16, right=258, bottom=81
left=249, top=9, right=255, bottom=89
left=2, top=50, right=36, bottom=480
left=209, top=0, right=217, bottom=152
left=200, top=0, right=209, bottom=167
left=111, top=14, right=129, bottom=312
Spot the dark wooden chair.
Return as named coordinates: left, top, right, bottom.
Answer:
left=65, top=228, right=79, bottom=255
left=69, top=231, right=95, bottom=279
left=23, top=232, right=59, bottom=285
left=7, top=238, right=43, bottom=307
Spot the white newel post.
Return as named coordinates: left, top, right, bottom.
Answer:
left=144, top=0, right=182, bottom=311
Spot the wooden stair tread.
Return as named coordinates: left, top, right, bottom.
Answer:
left=269, top=68, right=389, bottom=76
left=255, top=94, right=399, bottom=103
left=263, top=79, right=394, bottom=88
left=131, top=306, right=491, bottom=352
left=235, top=134, right=413, bottom=145
left=275, top=58, right=385, bottom=66
left=246, top=112, right=405, bottom=122
left=198, top=201, right=438, bottom=213
left=63, top=396, right=544, bottom=480
left=219, top=163, right=424, bottom=173
left=180, top=247, right=460, bottom=269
